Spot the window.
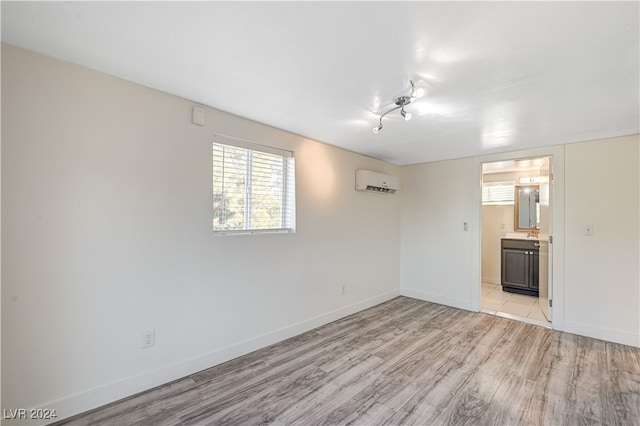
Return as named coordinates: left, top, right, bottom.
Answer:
left=213, top=135, right=295, bottom=234
left=482, top=181, right=515, bottom=205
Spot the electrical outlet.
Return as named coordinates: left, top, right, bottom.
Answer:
left=142, top=329, right=155, bottom=348
left=341, top=284, right=346, bottom=295
left=583, top=224, right=594, bottom=236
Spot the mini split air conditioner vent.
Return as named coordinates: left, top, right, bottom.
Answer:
left=355, top=170, right=399, bottom=194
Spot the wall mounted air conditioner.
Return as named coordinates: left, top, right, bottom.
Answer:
left=355, top=170, right=399, bottom=194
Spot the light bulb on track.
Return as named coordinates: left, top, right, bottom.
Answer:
left=371, top=80, right=421, bottom=134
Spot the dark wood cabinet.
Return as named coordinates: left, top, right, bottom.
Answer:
left=501, top=238, right=539, bottom=296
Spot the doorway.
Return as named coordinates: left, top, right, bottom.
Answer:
left=480, top=156, right=552, bottom=327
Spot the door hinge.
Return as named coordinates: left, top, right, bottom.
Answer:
left=549, top=235, right=553, bottom=244
left=549, top=299, right=553, bottom=308
left=550, top=173, right=554, bottom=183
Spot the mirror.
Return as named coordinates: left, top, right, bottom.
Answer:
left=514, top=185, right=540, bottom=231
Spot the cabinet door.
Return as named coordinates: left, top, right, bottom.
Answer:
left=502, top=249, right=529, bottom=289
left=530, top=250, right=539, bottom=289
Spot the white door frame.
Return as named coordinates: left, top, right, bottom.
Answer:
left=471, top=145, right=565, bottom=331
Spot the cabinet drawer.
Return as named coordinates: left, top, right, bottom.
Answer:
left=501, top=238, right=538, bottom=251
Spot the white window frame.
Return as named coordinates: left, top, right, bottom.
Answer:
left=213, top=135, right=295, bottom=235
left=482, top=181, right=515, bottom=205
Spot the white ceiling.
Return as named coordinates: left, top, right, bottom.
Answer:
left=2, top=1, right=639, bottom=165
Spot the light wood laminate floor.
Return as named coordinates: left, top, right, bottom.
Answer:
left=54, top=297, right=640, bottom=426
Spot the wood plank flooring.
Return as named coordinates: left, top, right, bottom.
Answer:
left=54, top=297, right=640, bottom=426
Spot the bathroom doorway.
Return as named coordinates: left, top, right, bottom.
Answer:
left=480, top=156, right=552, bottom=327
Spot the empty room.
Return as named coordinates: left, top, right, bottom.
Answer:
left=2, top=2, right=639, bottom=425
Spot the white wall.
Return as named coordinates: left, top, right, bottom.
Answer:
left=400, top=157, right=476, bottom=310
left=1, top=45, right=401, bottom=422
left=481, top=204, right=513, bottom=284
left=401, top=137, right=639, bottom=348
left=564, top=135, right=640, bottom=346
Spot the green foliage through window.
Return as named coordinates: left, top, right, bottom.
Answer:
left=213, top=136, right=295, bottom=234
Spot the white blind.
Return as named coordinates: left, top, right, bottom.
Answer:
left=213, top=136, right=295, bottom=234
left=482, top=181, right=515, bottom=205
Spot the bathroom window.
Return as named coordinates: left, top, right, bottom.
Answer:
left=482, top=181, right=515, bottom=205
left=213, top=135, right=295, bottom=234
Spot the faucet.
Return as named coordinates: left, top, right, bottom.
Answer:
left=527, top=227, right=539, bottom=238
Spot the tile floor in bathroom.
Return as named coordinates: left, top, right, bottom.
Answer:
left=481, top=282, right=549, bottom=324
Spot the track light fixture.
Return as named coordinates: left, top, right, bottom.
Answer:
left=372, top=80, right=421, bottom=134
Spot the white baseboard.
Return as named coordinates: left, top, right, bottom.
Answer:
left=29, top=289, right=400, bottom=425
left=400, top=288, right=473, bottom=312
left=563, top=320, right=640, bottom=348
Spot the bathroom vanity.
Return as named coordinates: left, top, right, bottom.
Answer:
left=501, top=238, right=539, bottom=296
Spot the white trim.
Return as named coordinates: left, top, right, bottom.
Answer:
left=31, top=289, right=400, bottom=424
left=401, top=288, right=474, bottom=312
left=472, top=145, right=566, bottom=332
left=482, top=277, right=501, bottom=286
left=481, top=309, right=552, bottom=329
left=213, top=228, right=294, bottom=236
left=563, top=321, right=640, bottom=348
left=213, top=134, right=293, bottom=158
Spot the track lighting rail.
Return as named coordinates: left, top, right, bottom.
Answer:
left=373, top=80, right=421, bottom=134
